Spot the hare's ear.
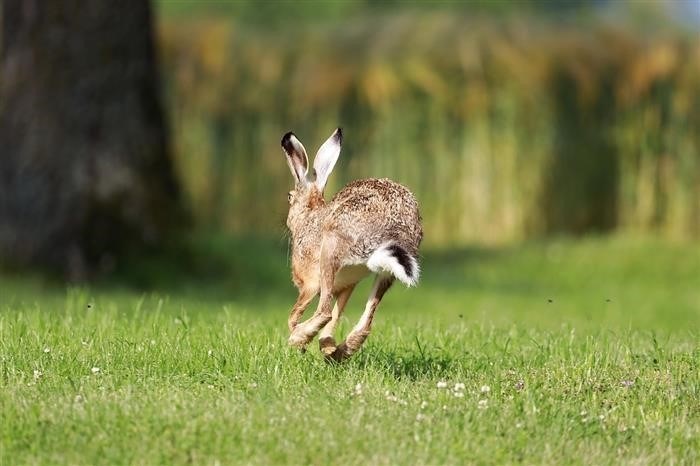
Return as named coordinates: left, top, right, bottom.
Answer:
left=281, top=132, right=309, bottom=185
left=313, top=128, right=342, bottom=192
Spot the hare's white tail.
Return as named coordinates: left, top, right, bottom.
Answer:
left=367, top=243, right=420, bottom=287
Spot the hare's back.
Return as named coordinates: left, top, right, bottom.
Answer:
left=326, top=178, right=422, bottom=256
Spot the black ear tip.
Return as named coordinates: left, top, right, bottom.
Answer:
left=335, top=127, right=343, bottom=144
left=281, top=131, right=296, bottom=151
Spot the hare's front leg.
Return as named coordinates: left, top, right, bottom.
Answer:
left=288, top=238, right=342, bottom=350
left=288, top=288, right=318, bottom=333
left=318, top=284, right=356, bottom=356
left=329, top=275, right=394, bottom=362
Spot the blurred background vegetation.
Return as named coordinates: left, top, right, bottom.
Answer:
left=0, top=0, right=698, bottom=279
left=156, top=0, right=700, bottom=247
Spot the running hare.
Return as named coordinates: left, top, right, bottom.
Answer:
left=282, top=128, right=423, bottom=361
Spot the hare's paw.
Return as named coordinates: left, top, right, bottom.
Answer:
left=288, top=329, right=312, bottom=351
left=325, top=343, right=351, bottom=363
left=318, top=336, right=337, bottom=357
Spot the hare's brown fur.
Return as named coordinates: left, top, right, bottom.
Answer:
left=327, top=178, right=422, bottom=259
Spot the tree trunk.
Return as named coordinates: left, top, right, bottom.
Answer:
left=0, top=0, right=181, bottom=278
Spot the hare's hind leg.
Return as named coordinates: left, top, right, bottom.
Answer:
left=288, top=236, right=342, bottom=350
left=318, top=284, right=356, bottom=356
left=329, top=275, right=394, bottom=362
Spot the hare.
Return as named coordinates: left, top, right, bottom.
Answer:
left=282, top=128, right=423, bottom=361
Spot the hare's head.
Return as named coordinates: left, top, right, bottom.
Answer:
left=281, top=128, right=342, bottom=229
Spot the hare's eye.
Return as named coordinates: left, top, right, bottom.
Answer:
left=287, top=192, right=293, bottom=203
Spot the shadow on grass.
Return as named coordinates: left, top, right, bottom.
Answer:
left=2, top=231, right=512, bottom=305
left=349, top=341, right=467, bottom=380
left=101, top=233, right=508, bottom=302
left=1, top=232, right=294, bottom=307
left=104, top=231, right=294, bottom=301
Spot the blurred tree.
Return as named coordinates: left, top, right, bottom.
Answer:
left=0, top=0, right=182, bottom=279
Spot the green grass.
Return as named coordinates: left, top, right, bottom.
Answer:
left=1, top=236, right=698, bottom=465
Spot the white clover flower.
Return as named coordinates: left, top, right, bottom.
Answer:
left=454, top=382, right=465, bottom=391
left=420, top=400, right=428, bottom=409
left=453, top=391, right=464, bottom=398
left=207, top=349, right=213, bottom=356
left=436, top=381, right=448, bottom=389
left=43, top=347, right=51, bottom=353
left=91, top=367, right=100, bottom=374
left=478, top=399, right=488, bottom=409
left=33, top=370, right=43, bottom=380
left=416, top=413, right=426, bottom=421
left=354, top=383, right=363, bottom=395
left=480, top=385, right=491, bottom=394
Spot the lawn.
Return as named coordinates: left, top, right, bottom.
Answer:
left=1, top=236, right=698, bottom=465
